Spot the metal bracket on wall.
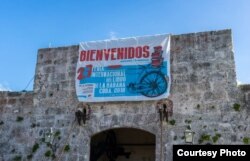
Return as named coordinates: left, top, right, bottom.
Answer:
left=156, top=99, right=173, bottom=122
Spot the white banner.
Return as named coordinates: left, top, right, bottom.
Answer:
left=76, top=34, right=171, bottom=102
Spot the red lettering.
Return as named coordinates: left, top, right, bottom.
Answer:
left=143, top=46, right=150, bottom=58
left=135, top=46, right=142, bottom=58
left=80, top=45, right=154, bottom=61
left=85, top=64, right=93, bottom=77
left=111, top=48, right=116, bottom=60
left=117, top=48, right=124, bottom=59
left=128, top=47, right=134, bottom=58
left=104, top=49, right=111, bottom=60
left=80, top=51, right=86, bottom=61
left=77, top=67, right=84, bottom=80
left=111, top=53, right=116, bottom=60
left=86, top=50, right=91, bottom=61
left=90, top=50, right=95, bottom=61
left=96, top=50, right=103, bottom=61
left=77, top=65, right=93, bottom=80
left=124, top=48, right=128, bottom=59
left=154, top=46, right=162, bottom=52
left=111, top=48, right=116, bottom=54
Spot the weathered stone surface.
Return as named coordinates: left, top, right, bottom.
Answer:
left=1, top=29, right=249, bottom=161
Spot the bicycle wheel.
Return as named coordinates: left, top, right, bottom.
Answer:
left=140, top=71, right=168, bottom=97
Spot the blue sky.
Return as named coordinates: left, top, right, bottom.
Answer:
left=0, top=0, right=249, bottom=91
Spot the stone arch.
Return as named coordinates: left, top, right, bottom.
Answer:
left=80, top=106, right=162, bottom=161
left=86, top=112, right=160, bottom=138
left=89, top=125, right=158, bottom=138
left=89, top=127, right=157, bottom=161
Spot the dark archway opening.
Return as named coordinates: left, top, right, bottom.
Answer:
left=90, top=128, right=155, bottom=161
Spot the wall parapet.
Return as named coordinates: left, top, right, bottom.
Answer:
left=1, top=29, right=247, bottom=161
left=238, top=84, right=250, bottom=104
left=0, top=91, right=34, bottom=107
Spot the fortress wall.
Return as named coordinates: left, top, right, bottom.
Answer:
left=32, top=30, right=238, bottom=116
left=171, top=29, right=237, bottom=113
left=1, top=29, right=249, bottom=161
left=34, top=29, right=237, bottom=110
left=239, top=84, right=250, bottom=109
left=0, top=91, right=34, bottom=160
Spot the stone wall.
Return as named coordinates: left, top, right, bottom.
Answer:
left=239, top=84, right=250, bottom=110
left=0, top=91, right=33, bottom=161
left=0, top=29, right=249, bottom=161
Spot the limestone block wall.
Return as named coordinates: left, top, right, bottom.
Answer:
left=164, top=30, right=250, bottom=159
left=0, top=29, right=249, bottom=161
left=0, top=91, right=34, bottom=161
left=239, top=84, right=250, bottom=106
left=33, top=45, right=79, bottom=108
left=170, top=30, right=237, bottom=113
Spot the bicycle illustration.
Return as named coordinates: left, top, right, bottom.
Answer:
left=127, top=46, right=169, bottom=97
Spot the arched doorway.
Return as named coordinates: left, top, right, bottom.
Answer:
left=90, top=128, right=156, bottom=161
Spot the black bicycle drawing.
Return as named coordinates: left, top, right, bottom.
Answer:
left=127, top=46, right=169, bottom=97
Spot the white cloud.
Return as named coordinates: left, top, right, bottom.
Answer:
left=109, top=31, right=118, bottom=40
left=0, top=83, right=12, bottom=91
